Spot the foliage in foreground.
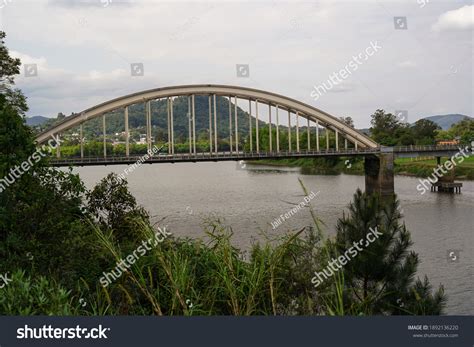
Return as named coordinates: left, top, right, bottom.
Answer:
left=333, top=189, right=446, bottom=315
left=0, top=30, right=446, bottom=316
left=1, top=171, right=447, bottom=315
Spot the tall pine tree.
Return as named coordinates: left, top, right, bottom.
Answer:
left=334, top=189, right=446, bottom=315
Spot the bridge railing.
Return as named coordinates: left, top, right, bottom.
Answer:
left=45, top=145, right=470, bottom=165
left=393, top=145, right=468, bottom=152
left=46, top=147, right=382, bottom=164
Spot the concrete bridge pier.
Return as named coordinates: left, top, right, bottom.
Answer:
left=364, top=149, right=394, bottom=199
left=431, top=156, right=462, bottom=193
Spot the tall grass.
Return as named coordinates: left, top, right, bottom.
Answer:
left=1, top=180, right=443, bottom=316
left=74, top=178, right=361, bottom=316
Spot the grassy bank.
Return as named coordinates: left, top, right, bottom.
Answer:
left=249, top=157, right=365, bottom=175
left=395, top=156, right=474, bottom=180
left=249, top=156, right=474, bottom=180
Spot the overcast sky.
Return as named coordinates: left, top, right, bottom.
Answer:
left=0, top=0, right=472, bottom=127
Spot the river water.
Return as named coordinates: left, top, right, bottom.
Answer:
left=73, top=162, right=473, bottom=315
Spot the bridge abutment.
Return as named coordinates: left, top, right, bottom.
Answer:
left=364, top=151, right=394, bottom=198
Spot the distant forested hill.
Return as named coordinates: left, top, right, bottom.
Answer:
left=421, top=114, right=471, bottom=130
left=30, top=95, right=267, bottom=142
left=25, top=116, right=49, bottom=126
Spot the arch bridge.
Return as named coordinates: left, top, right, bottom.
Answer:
left=35, top=84, right=463, bottom=197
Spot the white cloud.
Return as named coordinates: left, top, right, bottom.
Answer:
left=10, top=51, right=48, bottom=69
left=1, top=0, right=472, bottom=126
left=432, top=5, right=474, bottom=32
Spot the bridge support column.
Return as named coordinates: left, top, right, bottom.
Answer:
left=213, top=94, right=217, bottom=153
left=335, top=129, right=339, bottom=151
left=228, top=96, right=233, bottom=153
left=276, top=105, right=280, bottom=153
left=146, top=100, right=151, bottom=152
left=80, top=124, right=84, bottom=159
left=364, top=151, right=394, bottom=199
left=124, top=107, right=129, bottom=157
left=192, top=95, right=196, bottom=154
left=436, top=156, right=455, bottom=184
left=326, top=127, right=329, bottom=150
left=234, top=96, right=239, bottom=152
left=56, top=134, right=61, bottom=158
left=188, top=96, right=192, bottom=154
left=268, top=103, right=272, bottom=152
left=248, top=99, right=253, bottom=151
left=316, top=120, right=319, bottom=151
left=167, top=98, right=171, bottom=154
left=208, top=95, right=213, bottom=153
left=345, top=138, right=348, bottom=150
left=307, top=117, right=310, bottom=150
left=256, top=100, right=259, bottom=153
left=296, top=112, right=300, bottom=152
left=288, top=109, right=291, bottom=151
left=170, top=98, right=174, bottom=155
left=102, top=115, right=106, bottom=158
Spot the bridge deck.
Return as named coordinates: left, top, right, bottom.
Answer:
left=46, top=145, right=466, bottom=167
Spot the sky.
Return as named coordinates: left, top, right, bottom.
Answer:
left=0, top=0, right=472, bottom=128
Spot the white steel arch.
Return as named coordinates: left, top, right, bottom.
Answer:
left=35, top=84, right=378, bottom=148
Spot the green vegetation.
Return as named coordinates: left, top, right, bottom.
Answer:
left=253, top=156, right=474, bottom=179
left=435, top=118, right=474, bottom=143
left=50, top=112, right=352, bottom=158
left=368, top=109, right=473, bottom=146
left=250, top=109, right=473, bottom=179
left=251, top=157, right=365, bottom=175
left=1, top=166, right=447, bottom=315
left=0, top=31, right=446, bottom=316
left=33, top=95, right=258, bottom=150
left=333, top=189, right=445, bottom=314
left=395, top=156, right=474, bottom=180
left=370, top=109, right=442, bottom=146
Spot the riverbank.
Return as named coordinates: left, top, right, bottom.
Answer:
left=248, top=156, right=474, bottom=180
left=72, top=162, right=474, bottom=315
left=395, top=157, right=474, bottom=180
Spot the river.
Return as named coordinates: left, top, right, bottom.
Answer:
left=72, top=161, right=474, bottom=315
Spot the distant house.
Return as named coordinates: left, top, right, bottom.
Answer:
left=437, top=139, right=459, bottom=146
left=137, top=135, right=155, bottom=145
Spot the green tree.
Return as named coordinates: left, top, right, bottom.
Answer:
left=449, top=119, right=474, bottom=143
left=369, top=109, right=402, bottom=146
left=334, top=190, right=446, bottom=314
left=86, top=173, right=149, bottom=243
left=0, top=31, right=27, bottom=114
left=0, top=31, right=102, bottom=287
left=412, top=119, right=440, bottom=144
